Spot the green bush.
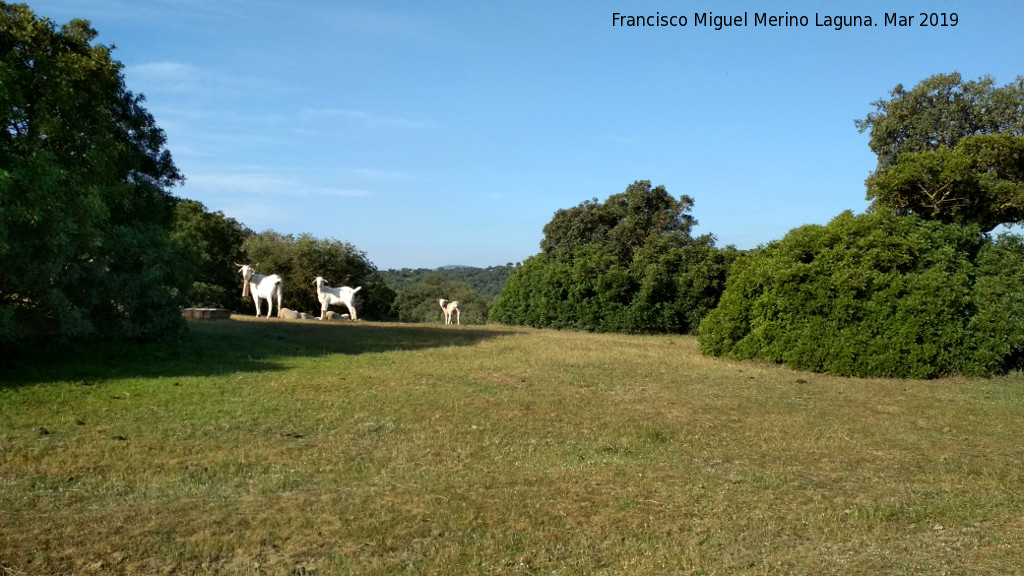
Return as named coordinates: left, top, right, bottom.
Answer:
left=490, top=239, right=736, bottom=334
left=698, top=211, right=1024, bottom=378
left=967, top=234, right=1024, bottom=372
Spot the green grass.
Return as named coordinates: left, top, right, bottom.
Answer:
left=2, top=316, right=1023, bottom=575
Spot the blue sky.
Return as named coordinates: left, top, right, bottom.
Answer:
left=27, top=1, right=1024, bottom=270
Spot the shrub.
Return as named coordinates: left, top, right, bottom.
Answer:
left=490, top=239, right=736, bottom=334
left=698, top=211, right=1024, bottom=378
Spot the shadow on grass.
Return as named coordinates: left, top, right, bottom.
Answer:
left=0, top=316, right=509, bottom=387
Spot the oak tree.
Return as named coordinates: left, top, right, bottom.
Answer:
left=1, top=3, right=189, bottom=342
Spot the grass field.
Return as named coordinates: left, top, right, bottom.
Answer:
left=1, top=317, right=1023, bottom=575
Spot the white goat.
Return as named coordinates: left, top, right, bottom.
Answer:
left=313, top=276, right=361, bottom=321
left=439, top=298, right=460, bottom=325
left=237, top=264, right=283, bottom=318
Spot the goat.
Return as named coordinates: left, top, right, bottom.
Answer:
left=313, top=276, right=361, bottom=321
left=237, top=264, right=283, bottom=318
left=439, top=298, right=460, bottom=325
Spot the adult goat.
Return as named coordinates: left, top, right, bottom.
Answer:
left=439, top=298, right=460, bottom=325
left=313, top=276, right=361, bottom=321
left=237, top=264, right=283, bottom=318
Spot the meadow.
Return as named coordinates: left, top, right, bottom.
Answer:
left=1, top=317, right=1022, bottom=575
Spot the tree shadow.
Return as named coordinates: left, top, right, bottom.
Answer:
left=0, top=317, right=512, bottom=387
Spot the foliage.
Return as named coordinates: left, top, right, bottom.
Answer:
left=239, top=231, right=395, bottom=319
left=856, top=72, right=1024, bottom=169
left=967, top=233, right=1024, bottom=373
left=491, top=179, right=736, bottom=334
left=390, top=274, right=491, bottom=324
left=865, top=133, right=1024, bottom=231
left=491, top=240, right=737, bottom=334
left=0, top=3, right=188, bottom=343
left=698, top=211, right=1024, bottom=377
left=170, top=200, right=251, bottom=310
left=857, top=73, right=1024, bottom=229
left=380, top=264, right=516, bottom=299
left=540, top=180, right=696, bottom=265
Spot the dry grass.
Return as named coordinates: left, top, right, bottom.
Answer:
left=1, top=317, right=1022, bottom=575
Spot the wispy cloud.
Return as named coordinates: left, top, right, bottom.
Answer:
left=185, top=171, right=372, bottom=199
left=302, top=108, right=437, bottom=130
left=126, top=61, right=277, bottom=100
left=346, top=168, right=413, bottom=182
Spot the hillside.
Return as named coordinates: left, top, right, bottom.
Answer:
left=380, top=264, right=519, bottom=298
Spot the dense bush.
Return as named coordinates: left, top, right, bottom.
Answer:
left=698, top=211, right=1024, bottom=377
left=491, top=181, right=736, bottom=334
left=390, top=274, right=491, bottom=324
left=490, top=236, right=737, bottom=334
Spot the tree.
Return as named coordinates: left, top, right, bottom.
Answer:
left=857, top=73, right=1024, bottom=229
left=171, top=200, right=251, bottom=309
left=390, top=274, right=490, bottom=324
left=491, top=181, right=732, bottom=334
left=856, top=72, right=1024, bottom=169
left=540, top=180, right=696, bottom=265
left=1, top=4, right=189, bottom=342
left=865, top=134, right=1024, bottom=231
left=240, top=231, right=396, bottom=319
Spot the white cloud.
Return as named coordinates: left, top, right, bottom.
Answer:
left=185, top=170, right=371, bottom=199
left=346, top=168, right=413, bottom=182
left=302, top=108, right=437, bottom=130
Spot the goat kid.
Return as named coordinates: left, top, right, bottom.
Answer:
left=439, top=298, right=460, bottom=325
left=237, top=264, right=283, bottom=318
left=313, top=276, right=361, bottom=321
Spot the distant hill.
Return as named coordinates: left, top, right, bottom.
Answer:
left=380, top=264, right=520, bottom=298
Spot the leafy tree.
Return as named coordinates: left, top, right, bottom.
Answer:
left=1, top=4, right=189, bottom=342
left=171, top=200, right=251, bottom=309
left=391, top=274, right=490, bottom=324
left=865, top=133, right=1024, bottom=231
left=541, top=180, right=696, bottom=265
left=492, top=181, right=732, bottom=334
left=857, top=73, right=1024, bottom=229
left=240, top=231, right=395, bottom=319
left=856, top=72, right=1024, bottom=169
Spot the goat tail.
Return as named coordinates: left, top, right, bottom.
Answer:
left=353, top=286, right=362, bottom=293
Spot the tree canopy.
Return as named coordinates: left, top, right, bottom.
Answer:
left=240, top=231, right=396, bottom=320
left=857, top=73, right=1024, bottom=230
left=171, top=200, right=251, bottom=310
left=1, top=3, right=188, bottom=342
left=492, top=181, right=735, bottom=334
left=540, top=180, right=696, bottom=265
